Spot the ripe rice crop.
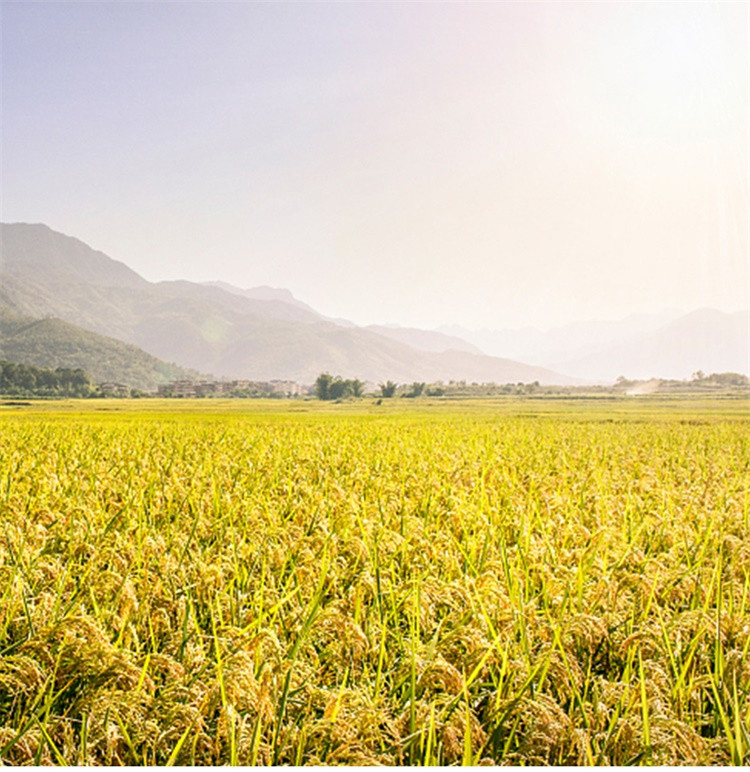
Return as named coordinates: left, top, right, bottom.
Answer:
left=1, top=397, right=749, bottom=765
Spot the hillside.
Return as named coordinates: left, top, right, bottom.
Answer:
left=364, top=325, right=482, bottom=355
left=203, top=281, right=327, bottom=320
left=0, top=223, right=577, bottom=385
left=0, top=306, right=202, bottom=389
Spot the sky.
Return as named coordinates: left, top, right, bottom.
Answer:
left=1, top=1, right=748, bottom=331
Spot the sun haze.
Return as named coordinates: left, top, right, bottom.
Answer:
left=1, top=1, right=747, bottom=330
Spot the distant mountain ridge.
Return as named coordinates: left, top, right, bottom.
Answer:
left=203, top=281, right=324, bottom=318
left=364, top=325, right=482, bottom=355
left=0, top=223, right=576, bottom=385
left=1, top=222, right=147, bottom=289
left=555, top=308, right=750, bottom=381
left=441, top=308, right=749, bottom=381
left=203, top=281, right=357, bottom=327
left=440, top=310, right=681, bottom=363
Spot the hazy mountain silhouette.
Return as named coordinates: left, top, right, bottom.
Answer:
left=203, top=280, right=357, bottom=328
left=440, top=311, right=680, bottom=363
left=554, top=308, right=749, bottom=380
left=204, top=281, right=323, bottom=317
left=364, top=325, right=482, bottom=355
left=0, top=223, right=576, bottom=385
left=441, top=308, right=749, bottom=381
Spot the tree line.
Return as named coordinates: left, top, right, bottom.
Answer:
left=314, top=373, right=365, bottom=400
left=315, top=370, right=750, bottom=401
left=314, top=373, right=444, bottom=400
left=0, top=361, right=95, bottom=397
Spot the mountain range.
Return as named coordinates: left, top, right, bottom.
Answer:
left=1, top=222, right=746, bottom=387
left=441, top=308, right=749, bottom=381
left=0, top=223, right=576, bottom=387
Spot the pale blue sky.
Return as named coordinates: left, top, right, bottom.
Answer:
left=2, top=1, right=748, bottom=329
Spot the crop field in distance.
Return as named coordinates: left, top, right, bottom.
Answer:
left=0, top=395, right=749, bottom=765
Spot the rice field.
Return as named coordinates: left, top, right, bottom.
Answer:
left=1, top=396, right=749, bottom=765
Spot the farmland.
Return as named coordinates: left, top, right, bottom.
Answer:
left=1, top=396, right=749, bottom=765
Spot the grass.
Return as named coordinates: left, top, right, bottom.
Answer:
left=0, top=396, right=748, bottom=764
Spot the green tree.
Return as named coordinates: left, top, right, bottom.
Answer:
left=0, top=360, right=95, bottom=397
left=315, top=374, right=365, bottom=400
left=328, top=377, right=349, bottom=400
left=315, top=372, right=334, bottom=400
left=379, top=380, right=397, bottom=398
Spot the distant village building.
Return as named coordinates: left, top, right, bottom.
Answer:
left=157, top=379, right=304, bottom=397
left=159, top=380, right=198, bottom=397
left=194, top=381, right=218, bottom=396
left=99, top=382, right=129, bottom=396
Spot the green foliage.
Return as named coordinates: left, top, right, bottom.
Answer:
left=314, top=372, right=334, bottom=400
left=379, top=380, right=397, bottom=398
left=404, top=382, right=425, bottom=398
left=0, top=360, right=94, bottom=397
left=315, top=373, right=365, bottom=400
